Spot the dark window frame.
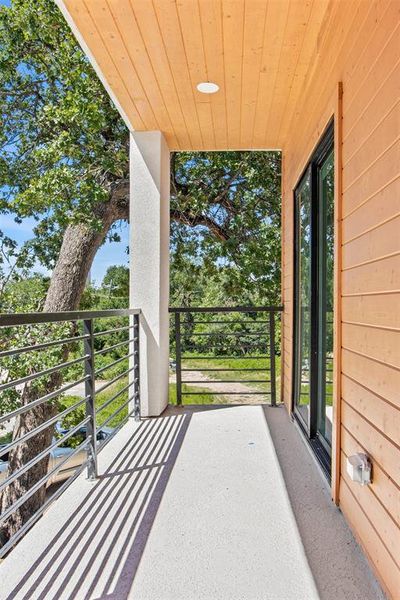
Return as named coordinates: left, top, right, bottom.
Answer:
left=292, top=120, right=334, bottom=479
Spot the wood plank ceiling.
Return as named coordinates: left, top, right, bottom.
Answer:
left=60, top=0, right=334, bottom=150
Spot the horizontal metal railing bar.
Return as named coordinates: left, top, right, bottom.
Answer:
left=96, top=366, right=136, bottom=395
left=96, top=426, right=118, bottom=455
left=0, top=355, right=89, bottom=393
left=169, top=306, right=283, bottom=314
left=181, top=367, right=268, bottom=372
left=0, top=375, right=90, bottom=425
left=0, top=459, right=89, bottom=559
left=93, top=324, right=135, bottom=338
left=0, top=416, right=91, bottom=495
left=0, top=438, right=91, bottom=526
left=97, top=393, right=136, bottom=430
left=0, top=397, right=88, bottom=459
left=188, top=320, right=270, bottom=325
left=94, top=338, right=134, bottom=356
left=0, top=333, right=90, bottom=359
left=186, top=332, right=268, bottom=337
left=96, top=380, right=132, bottom=414
left=181, top=391, right=270, bottom=395
left=0, top=308, right=142, bottom=554
left=185, top=350, right=269, bottom=356
left=182, top=355, right=271, bottom=360
left=172, top=304, right=281, bottom=406
left=185, top=347, right=269, bottom=352
left=97, top=404, right=137, bottom=454
left=0, top=309, right=141, bottom=328
left=95, top=351, right=135, bottom=377
left=184, top=379, right=270, bottom=384
left=184, top=350, right=269, bottom=356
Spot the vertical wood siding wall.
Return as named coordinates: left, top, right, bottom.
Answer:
left=281, top=1, right=400, bottom=596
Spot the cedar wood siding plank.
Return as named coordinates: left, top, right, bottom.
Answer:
left=282, top=1, right=400, bottom=596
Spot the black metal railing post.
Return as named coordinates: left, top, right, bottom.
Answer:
left=84, top=318, right=97, bottom=479
left=0, top=307, right=141, bottom=556
left=175, top=311, right=182, bottom=405
left=133, top=313, right=141, bottom=421
left=170, top=306, right=283, bottom=405
left=269, top=311, right=276, bottom=407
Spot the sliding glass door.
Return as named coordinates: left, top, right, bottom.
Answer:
left=294, top=168, right=312, bottom=429
left=317, top=149, right=334, bottom=453
left=293, top=124, right=334, bottom=476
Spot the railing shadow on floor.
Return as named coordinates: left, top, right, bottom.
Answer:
left=2, top=404, right=385, bottom=600
left=4, top=410, right=196, bottom=600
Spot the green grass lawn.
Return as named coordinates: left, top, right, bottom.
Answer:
left=169, top=382, right=218, bottom=405
left=1, top=352, right=327, bottom=449
left=2, top=355, right=281, bottom=447
left=60, top=378, right=218, bottom=431
left=60, top=376, right=134, bottom=431
left=179, top=354, right=281, bottom=401
left=4, top=355, right=282, bottom=444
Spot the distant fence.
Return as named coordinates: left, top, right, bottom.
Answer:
left=169, top=306, right=283, bottom=406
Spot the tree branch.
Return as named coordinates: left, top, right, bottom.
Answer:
left=170, top=209, right=229, bottom=241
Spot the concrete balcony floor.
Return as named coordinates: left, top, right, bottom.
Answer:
left=0, top=404, right=384, bottom=600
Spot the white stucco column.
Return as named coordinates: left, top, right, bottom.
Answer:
left=129, top=131, right=170, bottom=417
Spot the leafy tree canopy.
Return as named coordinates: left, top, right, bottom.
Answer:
left=101, top=265, right=129, bottom=301
left=0, top=0, right=281, bottom=307
left=171, top=151, right=281, bottom=305
left=0, top=0, right=128, bottom=267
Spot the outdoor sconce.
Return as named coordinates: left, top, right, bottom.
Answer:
left=346, top=453, right=372, bottom=486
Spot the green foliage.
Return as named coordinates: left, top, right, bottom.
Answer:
left=169, top=382, right=217, bottom=405
left=0, top=273, right=49, bottom=313
left=0, top=231, right=36, bottom=303
left=0, top=274, right=86, bottom=422
left=0, top=1, right=281, bottom=311
left=180, top=355, right=281, bottom=397
left=101, top=265, right=129, bottom=303
left=0, top=431, right=12, bottom=445
left=0, top=320, right=77, bottom=419
left=61, top=380, right=219, bottom=431
left=0, top=0, right=128, bottom=268
left=0, top=2, right=282, bottom=428
left=171, top=151, right=281, bottom=306
left=61, top=378, right=133, bottom=431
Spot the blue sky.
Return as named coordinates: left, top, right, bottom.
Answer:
left=0, top=0, right=129, bottom=285
left=2, top=214, right=129, bottom=285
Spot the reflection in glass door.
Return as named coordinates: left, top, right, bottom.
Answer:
left=294, top=168, right=312, bottom=431
left=317, top=149, right=334, bottom=453
left=293, top=123, right=334, bottom=476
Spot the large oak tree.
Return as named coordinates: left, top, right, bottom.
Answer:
left=0, top=0, right=280, bottom=545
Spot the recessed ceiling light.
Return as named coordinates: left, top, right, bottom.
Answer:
left=197, top=82, right=219, bottom=94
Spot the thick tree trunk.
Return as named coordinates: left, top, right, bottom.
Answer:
left=0, top=195, right=128, bottom=547
left=44, top=215, right=114, bottom=313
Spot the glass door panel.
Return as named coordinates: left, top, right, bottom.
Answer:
left=317, top=149, right=334, bottom=453
left=294, top=169, right=312, bottom=430
left=293, top=122, right=334, bottom=476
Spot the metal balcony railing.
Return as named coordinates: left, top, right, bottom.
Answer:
left=0, top=308, right=141, bottom=557
left=170, top=306, right=283, bottom=406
